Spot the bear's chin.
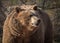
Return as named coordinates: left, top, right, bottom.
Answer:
left=31, top=24, right=38, bottom=27
left=30, top=23, right=40, bottom=28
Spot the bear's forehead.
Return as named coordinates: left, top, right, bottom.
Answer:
left=20, top=5, right=37, bottom=15
left=18, top=10, right=35, bottom=17
left=18, top=10, right=37, bottom=17
left=20, top=5, right=36, bottom=10
left=17, top=5, right=39, bottom=17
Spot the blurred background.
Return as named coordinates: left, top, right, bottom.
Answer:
left=0, top=0, right=59, bottom=43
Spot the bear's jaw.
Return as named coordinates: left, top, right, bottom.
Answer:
left=26, top=25, right=38, bottom=32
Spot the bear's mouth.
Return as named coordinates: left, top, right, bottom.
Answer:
left=31, top=23, right=40, bottom=27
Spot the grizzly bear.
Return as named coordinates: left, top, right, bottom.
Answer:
left=2, top=5, right=53, bottom=43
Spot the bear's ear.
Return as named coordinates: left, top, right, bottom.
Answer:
left=33, top=6, right=38, bottom=10
left=15, top=7, right=23, bottom=13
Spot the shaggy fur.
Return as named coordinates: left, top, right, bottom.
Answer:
left=2, top=5, right=53, bottom=43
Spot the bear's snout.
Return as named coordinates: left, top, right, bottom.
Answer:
left=30, top=16, right=40, bottom=27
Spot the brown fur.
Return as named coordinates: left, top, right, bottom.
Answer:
left=2, top=5, right=53, bottom=43
left=30, top=9, right=53, bottom=43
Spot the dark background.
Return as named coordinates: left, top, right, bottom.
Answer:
left=0, top=0, right=59, bottom=43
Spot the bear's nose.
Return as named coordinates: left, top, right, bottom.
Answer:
left=36, top=19, right=41, bottom=25
left=38, top=19, right=41, bottom=23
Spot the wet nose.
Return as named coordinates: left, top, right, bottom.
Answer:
left=36, top=19, right=41, bottom=25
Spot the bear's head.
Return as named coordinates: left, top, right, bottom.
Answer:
left=14, top=5, right=41, bottom=33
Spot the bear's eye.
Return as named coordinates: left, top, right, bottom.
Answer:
left=29, top=15, right=33, bottom=17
